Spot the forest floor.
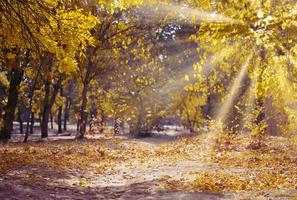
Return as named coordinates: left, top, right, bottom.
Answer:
left=0, top=127, right=297, bottom=200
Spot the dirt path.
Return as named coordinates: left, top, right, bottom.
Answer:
left=1, top=133, right=297, bottom=199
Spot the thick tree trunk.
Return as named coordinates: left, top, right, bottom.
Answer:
left=78, top=82, right=89, bottom=138
left=78, top=61, right=92, bottom=139
left=57, top=87, right=63, bottom=134
left=41, top=79, right=60, bottom=138
left=41, top=80, right=51, bottom=138
left=57, top=109, right=62, bottom=133
left=0, top=68, right=24, bottom=140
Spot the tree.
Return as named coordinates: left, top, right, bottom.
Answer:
left=185, top=0, right=297, bottom=134
left=0, top=0, right=97, bottom=140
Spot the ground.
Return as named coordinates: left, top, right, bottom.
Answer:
left=1, top=127, right=297, bottom=200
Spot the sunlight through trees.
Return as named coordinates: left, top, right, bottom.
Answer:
left=1, top=0, right=297, bottom=199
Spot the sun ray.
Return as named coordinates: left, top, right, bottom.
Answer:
left=196, top=49, right=255, bottom=157
left=140, top=2, right=239, bottom=25
left=242, top=59, right=260, bottom=132
left=215, top=50, right=254, bottom=123
left=156, top=42, right=241, bottom=99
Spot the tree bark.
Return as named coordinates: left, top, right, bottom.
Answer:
left=50, top=113, right=54, bottom=129
left=30, top=112, right=34, bottom=134
left=18, top=112, right=23, bottom=134
left=24, top=111, right=33, bottom=143
left=41, top=79, right=61, bottom=138
left=135, top=95, right=150, bottom=137
left=78, top=61, right=92, bottom=138
left=77, top=120, right=79, bottom=131
left=41, top=80, right=51, bottom=138
left=63, top=97, right=69, bottom=131
left=99, top=109, right=105, bottom=133
left=57, top=87, right=63, bottom=134
left=78, top=82, right=89, bottom=138
left=0, top=68, right=24, bottom=140
left=114, top=117, right=121, bottom=135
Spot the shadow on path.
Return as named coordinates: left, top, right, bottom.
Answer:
left=0, top=178, right=229, bottom=200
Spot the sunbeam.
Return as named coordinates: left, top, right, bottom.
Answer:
left=215, top=50, right=254, bottom=123
left=140, top=2, right=238, bottom=25
left=242, top=60, right=259, bottom=132
left=155, top=42, right=241, bottom=106
left=195, top=50, right=255, bottom=157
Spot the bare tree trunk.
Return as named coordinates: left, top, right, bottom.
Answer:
left=18, top=113, right=23, bottom=134
left=0, top=68, right=24, bottom=140
left=24, top=112, right=34, bottom=143
left=63, top=97, right=69, bottom=131
left=30, top=112, right=34, bottom=134
left=78, top=82, right=89, bottom=138
left=50, top=113, right=54, bottom=129
left=24, top=112, right=31, bottom=143
left=77, top=120, right=79, bottom=131
left=78, top=61, right=92, bottom=139
left=41, top=79, right=61, bottom=138
left=41, top=80, right=51, bottom=138
left=57, top=87, right=63, bottom=134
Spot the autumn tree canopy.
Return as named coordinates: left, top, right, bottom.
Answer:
left=1, top=0, right=297, bottom=140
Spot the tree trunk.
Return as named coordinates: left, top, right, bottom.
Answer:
left=63, top=97, right=69, bottom=131
left=254, top=48, right=267, bottom=134
left=18, top=113, right=23, bottom=134
left=50, top=113, right=54, bottom=129
left=64, top=80, right=74, bottom=131
left=24, top=111, right=33, bottom=143
left=114, top=117, right=121, bottom=135
left=135, top=95, right=150, bottom=137
left=78, top=82, right=89, bottom=138
left=41, top=80, right=51, bottom=138
left=77, top=120, right=79, bottom=131
left=0, top=68, right=24, bottom=140
left=99, top=109, right=105, bottom=133
left=255, top=73, right=266, bottom=134
left=57, top=87, right=63, bottom=134
left=41, top=79, right=61, bottom=138
left=78, top=61, right=92, bottom=138
left=30, top=112, right=34, bottom=134
left=89, top=116, right=93, bottom=132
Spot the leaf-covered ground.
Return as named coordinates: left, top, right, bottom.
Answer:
left=0, top=132, right=297, bottom=199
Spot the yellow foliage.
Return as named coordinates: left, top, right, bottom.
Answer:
left=0, top=72, right=9, bottom=88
